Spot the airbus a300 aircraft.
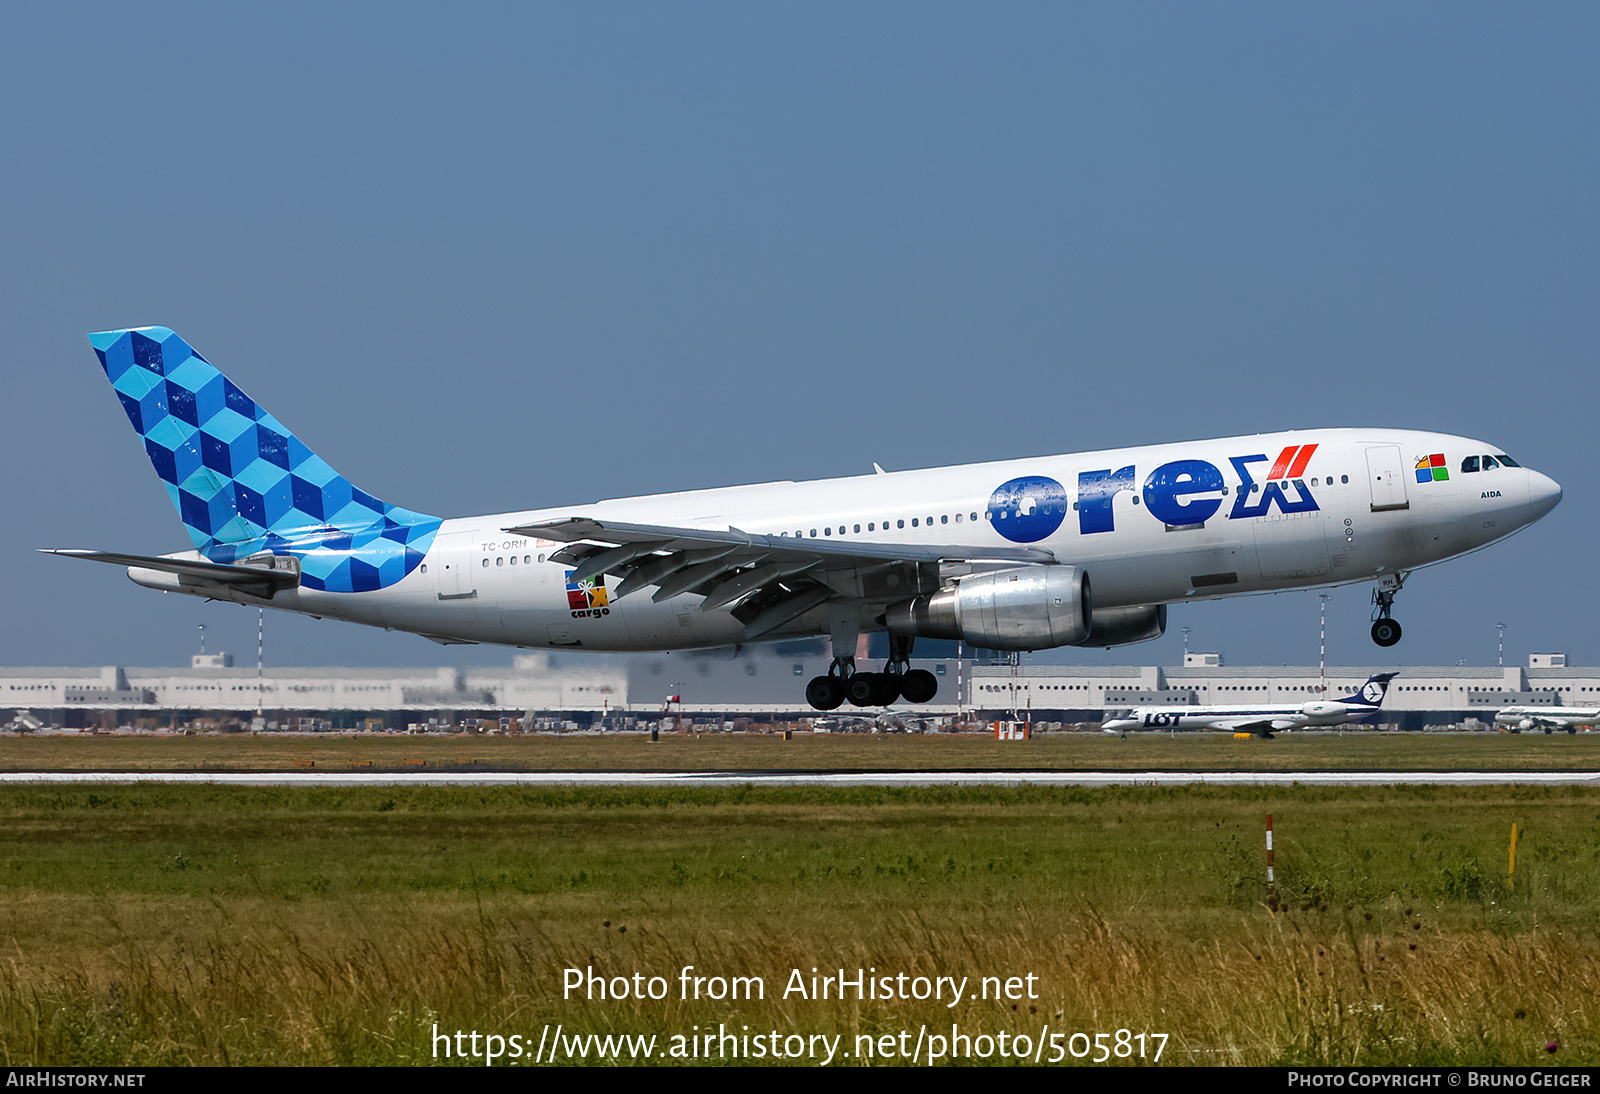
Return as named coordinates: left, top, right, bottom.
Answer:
left=51, top=328, right=1563, bottom=711
left=1101, top=672, right=1399, bottom=737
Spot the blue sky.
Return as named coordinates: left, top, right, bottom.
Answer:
left=4, top=3, right=1595, bottom=671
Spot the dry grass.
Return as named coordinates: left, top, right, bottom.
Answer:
left=6, top=894, right=1593, bottom=1066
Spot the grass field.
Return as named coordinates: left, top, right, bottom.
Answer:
left=2, top=738, right=1599, bottom=1067
left=3, top=726, right=1599, bottom=773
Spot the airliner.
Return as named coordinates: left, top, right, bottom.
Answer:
left=1494, top=707, right=1599, bottom=734
left=1100, top=672, right=1399, bottom=737
left=50, top=327, right=1563, bottom=711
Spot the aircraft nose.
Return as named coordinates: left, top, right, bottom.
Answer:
left=1527, top=469, right=1562, bottom=522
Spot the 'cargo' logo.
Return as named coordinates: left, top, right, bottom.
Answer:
left=565, top=571, right=611, bottom=618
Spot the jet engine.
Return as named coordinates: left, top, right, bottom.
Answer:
left=885, top=565, right=1091, bottom=650
left=1085, top=603, right=1166, bottom=647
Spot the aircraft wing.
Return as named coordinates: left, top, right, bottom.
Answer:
left=506, top=516, right=1057, bottom=640
left=1215, top=717, right=1302, bottom=736
left=41, top=549, right=301, bottom=596
left=1514, top=716, right=1578, bottom=730
left=509, top=517, right=1055, bottom=565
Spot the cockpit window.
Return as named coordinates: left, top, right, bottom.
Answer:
left=1496, top=454, right=1520, bottom=468
left=1461, top=456, right=1480, bottom=473
left=1481, top=454, right=1500, bottom=470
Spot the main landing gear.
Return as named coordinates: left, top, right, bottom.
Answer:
left=1370, top=571, right=1409, bottom=648
left=805, top=633, right=938, bottom=711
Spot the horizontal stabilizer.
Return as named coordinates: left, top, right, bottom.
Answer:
left=43, top=548, right=301, bottom=596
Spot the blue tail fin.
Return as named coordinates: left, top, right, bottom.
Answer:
left=88, top=326, right=440, bottom=593
left=1340, top=672, right=1398, bottom=708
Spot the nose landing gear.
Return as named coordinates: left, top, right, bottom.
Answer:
left=1370, top=571, right=1409, bottom=648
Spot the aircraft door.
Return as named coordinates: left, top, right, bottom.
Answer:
left=433, top=530, right=479, bottom=600
left=1365, top=446, right=1410, bottom=512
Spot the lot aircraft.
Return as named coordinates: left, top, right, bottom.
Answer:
left=1101, top=672, right=1399, bottom=737
left=51, top=328, right=1563, bottom=710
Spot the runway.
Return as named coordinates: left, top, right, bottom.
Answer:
left=3, top=771, right=1598, bottom=787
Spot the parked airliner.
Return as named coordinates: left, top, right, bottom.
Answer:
left=1494, top=707, right=1599, bottom=734
left=50, top=328, right=1563, bottom=710
left=1101, top=673, right=1399, bottom=737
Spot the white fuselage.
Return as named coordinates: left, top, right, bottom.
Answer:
left=1102, top=698, right=1375, bottom=734
left=178, top=427, right=1562, bottom=654
left=1494, top=707, right=1599, bottom=731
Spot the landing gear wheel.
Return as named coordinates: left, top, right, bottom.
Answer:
left=806, top=676, right=845, bottom=711
left=899, top=669, right=939, bottom=704
left=1371, top=618, right=1402, bottom=647
left=846, top=672, right=887, bottom=707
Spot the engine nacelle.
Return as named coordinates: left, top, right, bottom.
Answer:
left=885, top=566, right=1091, bottom=650
left=1085, top=604, right=1166, bottom=647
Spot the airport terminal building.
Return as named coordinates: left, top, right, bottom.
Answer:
left=1, top=654, right=627, bottom=731
left=3, top=646, right=1595, bottom=732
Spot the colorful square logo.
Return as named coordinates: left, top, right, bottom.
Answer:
left=1415, top=454, right=1449, bottom=484
left=565, top=571, right=609, bottom=610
